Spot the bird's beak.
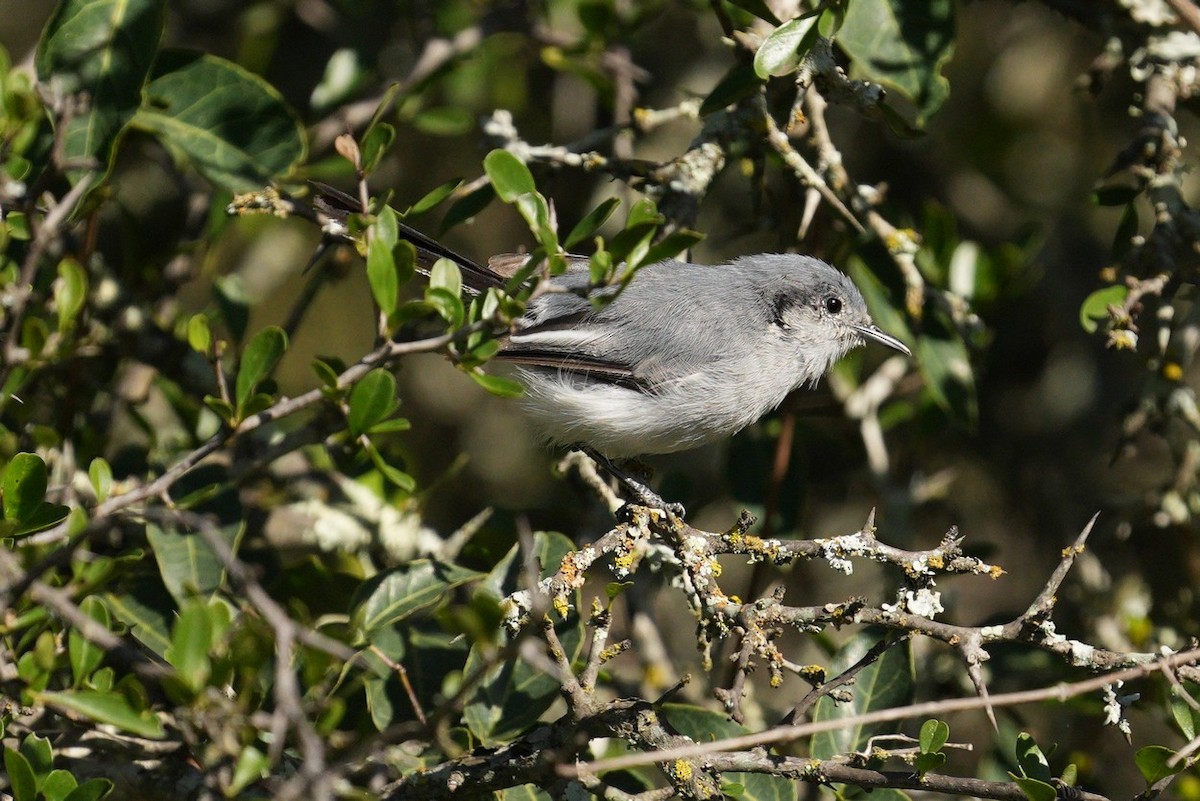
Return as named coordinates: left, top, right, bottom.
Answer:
left=854, top=324, right=912, bottom=357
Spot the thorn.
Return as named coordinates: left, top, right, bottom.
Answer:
left=798, top=186, right=821, bottom=239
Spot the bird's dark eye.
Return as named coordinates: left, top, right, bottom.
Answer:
left=824, top=296, right=843, bottom=314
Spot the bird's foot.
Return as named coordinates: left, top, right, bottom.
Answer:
left=579, top=447, right=686, bottom=520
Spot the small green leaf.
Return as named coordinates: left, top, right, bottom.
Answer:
left=407, top=178, right=463, bottom=216
left=430, top=257, right=463, bottom=297
left=3, top=452, right=48, bottom=522
left=367, top=418, right=412, bottom=435
left=1014, top=732, right=1053, bottom=782
left=69, top=596, right=110, bottom=688
left=55, top=258, right=88, bottom=332
left=1079, top=285, right=1129, bottom=334
left=312, top=358, right=342, bottom=389
left=368, top=224, right=400, bottom=316
left=915, top=751, right=946, bottom=776
left=39, top=690, right=165, bottom=739
left=1059, top=763, right=1078, bottom=786
left=1012, top=777, right=1057, bottom=801
left=412, top=106, right=473, bottom=136
left=89, top=458, right=113, bottom=503
left=19, top=733, right=53, bottom=785
left=352, top=560, right=483, bottom=635
left=166, top=600, right=213, bottom=693
left=347, top=369, right=398, bottom=436
left=186, top=314, right=212, bottom=354
left=754, top=15, right=820, bottom=79
left=360, top=122, right=395, bottom=174
left=1135, top=745, right=1182, bottom=785
left=919, top=718, right=950, bottom=753
left=62, top=778, right=114, bottom=801
left=235, top=326, right=287, bottom=414
left=484, top=149, right=537, bottom=202
left=367, top=447, right=416, bottom=492
left=375, top=203, right=399, bottom=248
left=425, top=287, right=465, bottom=327
left=641, top=229, right=704, bottom=267
left=203, top=396, right=236, bottom=424
left=440, top=184, right=496, bottom=231
left=700, top=64, right=763, bottom=116
left=4, top=747, right=36, bottom=801
left=228, top=745, right=269, bottom=796
left=470, top=371, right=525, bottom=398
left=42, top=770, right=78, bottom=801
left=564, top=198, right=620, bottom=249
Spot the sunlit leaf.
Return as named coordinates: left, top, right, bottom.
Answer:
left=133, top=50, right=306, bottom=190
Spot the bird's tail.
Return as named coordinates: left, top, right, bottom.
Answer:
left=308, top=181, right=506, bottom=294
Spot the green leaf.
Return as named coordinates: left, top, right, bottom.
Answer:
left=133, top=50, right=306, bottom=190
left=725, top=0, right=781, bottom=24
left=1170, top=689, right=1200, bottom=740
left=915, top=751, right=946, bottom=776
left=1012, top=777, right=1057, bottom=801
left=1135, top=745, right=1182, bottom=785
left=754, top=15, right=820, bottom=79
left=19, top=733, right=53, bottom=785
left=430, top=257, right=463, bottom=297
left=353, top=560, right=483, bottom=636
left=640, top=229, right=705, bottom=268
left=35, top=0, right=166, bottom=181
left=915, top=331, right=977, bottom=425
left=146, top=520, right=240, bottom=604
left=312, top=358, right=342, bottom=389
left=662, top=704, right=798, bottom=801
left=360, top=122, right=395, bottom=174
left=811, top=633, right=914, bottom=759
left=56, top=258, right=88, bottom=332
left=228, top=745, right=269, bottom=796
left=62, top=778, right=114, bottom=801
left=347, top=369, right=398, bottom=436
left=89, top=458, right=113, bottom=503
left=69, top=596, right=110, bottom=688
left=440, top=184, right=496, bottom=232
left=407, top=178, right=463, bottom=216
left=4, top=747, right=36, bottom=801
left=39, top=690, right=165, bottom=739
left=235, top=325, right=287, bottom=414
left=368, top=214, right=401, bottom=316
left=42, top=770, right=79, bottom=801
left=1079, top=285, right=1128, bottom=334
left=412, top=106, right=473, bottom=136
left=104, top=586, right=173, bottom=657
left=1014, top=732, right=1053, bottom=781
left=3, top=452, right=48, bottom=522
left=469, top=371, right=524, bottom=398
left=464, top=613, right=587, bottom=747
left=838, top=0, right=955, bottom=125
left=564, top=198, right=620, bottom=249
left=484, top=149, right=537, bottom=202
left=919, top=718, right=949, bottom=753
left=425, top=287, right=465, bottom=327
left=165, top=600, right=213, bottom=692
left=367, top=418, right=412, bottom=435
left=700, top=64, right=763, bottom=116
